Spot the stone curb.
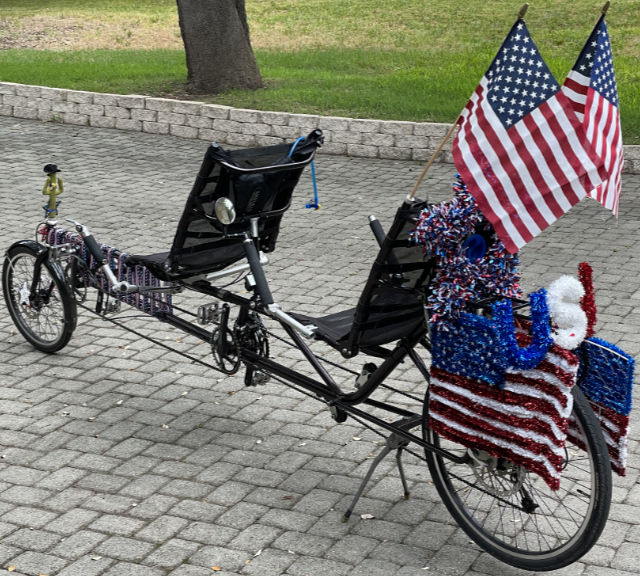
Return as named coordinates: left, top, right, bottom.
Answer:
left=1, top=81, right=638, bottom=173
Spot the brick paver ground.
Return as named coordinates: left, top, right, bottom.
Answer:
left=0, top=116, right=638, bottom=576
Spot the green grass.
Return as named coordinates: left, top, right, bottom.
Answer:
left=1, top=0, right=639, bottom=143
left=0, top=49, right=186, bottom=95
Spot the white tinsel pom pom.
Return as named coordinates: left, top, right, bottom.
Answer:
left=546, top=276, right=587, bottom=350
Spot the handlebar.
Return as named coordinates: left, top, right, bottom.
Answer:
left=64, top=218, right=138, bottom=294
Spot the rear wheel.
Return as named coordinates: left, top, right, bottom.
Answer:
left=423, top=386, right=612, bottom=571
left=3, top=243, right=77, bottom=352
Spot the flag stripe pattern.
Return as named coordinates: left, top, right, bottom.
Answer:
left=453, top=19, right=605, bottom=253
left=567, top=402, right=629, bottom=476
left=562, top=16, right=623, bottom=214
left=429, top=335, right=579, bottom=490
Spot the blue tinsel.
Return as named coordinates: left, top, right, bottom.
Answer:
left=578, top=337, right=635, bottom=416
left=492, top=289, right=552, bottom=371
left=431, top=290, right=553, bottom=388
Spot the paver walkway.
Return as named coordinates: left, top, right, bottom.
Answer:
left=0, top=116, right=638, bottom=576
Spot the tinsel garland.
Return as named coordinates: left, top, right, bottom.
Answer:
left=429, top=332, right=579, bottom=491
left=578, top=262, right=597, bottom=338
left=411, top=176, right=521, bottom=328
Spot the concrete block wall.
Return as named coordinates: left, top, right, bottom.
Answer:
left=1, top=81, right=638, bottom=173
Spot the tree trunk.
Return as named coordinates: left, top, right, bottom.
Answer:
left=176, top=0, right=262, bottom=94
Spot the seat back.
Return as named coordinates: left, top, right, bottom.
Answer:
left=345, top=199, right=434, bottom=353
left=168, top=130, right=323, bottom=277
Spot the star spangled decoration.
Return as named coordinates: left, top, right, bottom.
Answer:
left=487, top=22, right=560, bottom=127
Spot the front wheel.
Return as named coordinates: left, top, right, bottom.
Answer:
left=3, top=243, right=77, bottom=353
left=423, top=385, right=612, bottom=571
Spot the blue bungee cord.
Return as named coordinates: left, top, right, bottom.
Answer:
left=289, top=137, right=321, bottom=210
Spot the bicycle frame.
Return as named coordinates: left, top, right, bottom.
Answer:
left=34, top=216, right=466, bottom=466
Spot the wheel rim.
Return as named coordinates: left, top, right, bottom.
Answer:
left=7, top=252, right=67, bottom=346
left=425, top=407, right=600, bottom=560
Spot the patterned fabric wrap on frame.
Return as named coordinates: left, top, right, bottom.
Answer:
left=45, top=227, right=173, bottom=316
left=569, top=337, right=635, bottom=476
left=430, top=329, right=579, bottom=491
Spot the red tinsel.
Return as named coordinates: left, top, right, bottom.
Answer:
left=578, top=262, right=597, bottom=338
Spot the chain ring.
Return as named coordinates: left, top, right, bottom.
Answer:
left=211, top=327, right=241, bottom=374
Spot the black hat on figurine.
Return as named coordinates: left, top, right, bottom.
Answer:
left=43, top=164, right=61, bottom=174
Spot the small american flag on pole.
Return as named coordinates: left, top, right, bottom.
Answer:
left=563, top=16, right=623, bottom=215
left=452, top=19, right=606, bottom=254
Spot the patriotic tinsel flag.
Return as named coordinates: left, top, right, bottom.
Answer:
left=569, top=337, right=635, bottom=476
left=430, top=318, right=578, bottom=491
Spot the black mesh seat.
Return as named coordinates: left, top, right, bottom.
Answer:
left=292, top=285, right=426, bottom=348
left=292, top=200, right=434, bottom=353
left=126, top=130, right=323, bottom=281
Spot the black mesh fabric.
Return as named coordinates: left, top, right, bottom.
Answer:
left=292, top=200, right=434, bottom=352
left=126, top=130, right=323, bottom=280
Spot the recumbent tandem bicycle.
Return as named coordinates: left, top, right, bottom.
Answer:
left=2, top=129, right=617, bottom=571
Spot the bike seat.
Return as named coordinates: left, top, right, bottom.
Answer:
left=125, top=240, right=246, bottom=281
left=292, top=285, right=425, bottom=348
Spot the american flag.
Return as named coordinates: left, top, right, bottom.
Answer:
left=430, top=335, right=579, bottom=491
left=452, top=19, right=605, bottom=254
left=562, top=16, right=623, bottom=215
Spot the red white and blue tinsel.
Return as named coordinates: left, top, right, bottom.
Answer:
left=415, top=177, right=635, bottom=484
left=571, top=335, right=634, bottom=476
left=431, top=289, right=552, bottom=388
left=411, top=176, right=521, bottom=328
left=429, top=330, right=579, bottom=491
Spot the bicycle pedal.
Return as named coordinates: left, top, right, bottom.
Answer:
left=197, top=302, right=220, bottom=325
left=104, top=299, right=121, bottom=314
left=244, top=367, right=270, bottom=386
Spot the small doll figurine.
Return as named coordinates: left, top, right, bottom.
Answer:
left=42, top=163, right=63, bottom=220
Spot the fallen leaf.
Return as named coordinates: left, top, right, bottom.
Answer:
left=8, top=567, right=16, bottom=573
left=211, top=567, right=222, bottom=572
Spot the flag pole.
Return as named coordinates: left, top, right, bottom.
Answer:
left=518, top=3, right=529, bottom=19
left=406, top=122, right=457, bottom=201
left=602, top=1, right=610, bottom=14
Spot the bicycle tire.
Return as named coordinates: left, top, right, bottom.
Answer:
left=422, top=384, right=612, bottom=571
left=3, top=243, right=77, bottom=353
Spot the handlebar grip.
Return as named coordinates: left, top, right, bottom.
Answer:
left=82, top=233, right=106, bottom=264
left=369, top=216, right=387, bottom=248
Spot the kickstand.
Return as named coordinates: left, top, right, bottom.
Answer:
left=342, top=415, right=422, bottom=522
